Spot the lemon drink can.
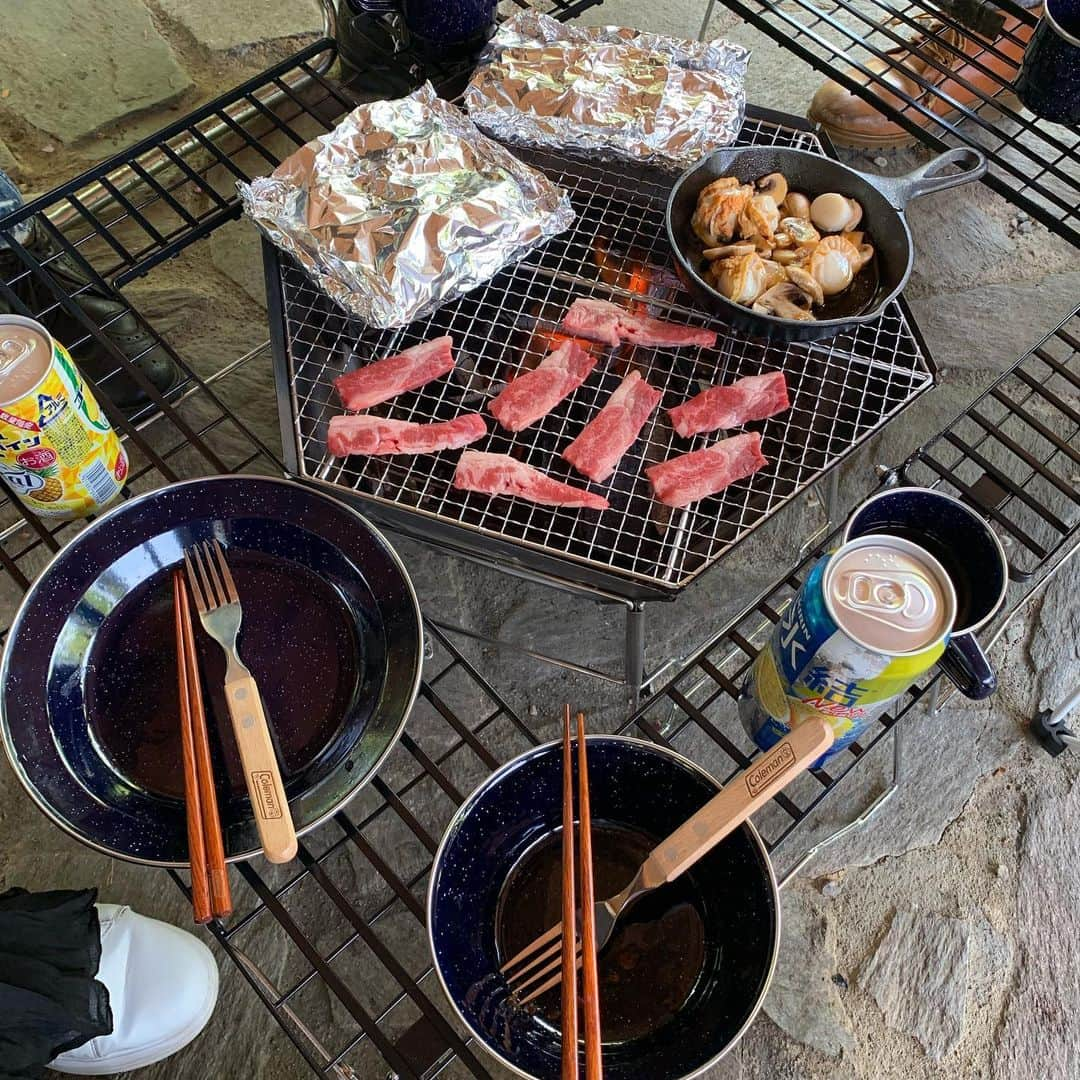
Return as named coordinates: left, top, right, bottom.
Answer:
left=0, top=315, right=128, bottom=519
left=740, top=534, right=957, bottom=763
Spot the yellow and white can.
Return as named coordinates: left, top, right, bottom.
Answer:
left=0, top=315, right=127, bottom=519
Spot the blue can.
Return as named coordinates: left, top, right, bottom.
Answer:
left=740, top=535, right=956, bottom=763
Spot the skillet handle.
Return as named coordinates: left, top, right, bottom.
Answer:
left=867, top=147, right=987, bottom=211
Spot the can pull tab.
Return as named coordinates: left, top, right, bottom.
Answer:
left=839, top=570, right=937, bottom=633
left=0, top=332, right=36, bottom=376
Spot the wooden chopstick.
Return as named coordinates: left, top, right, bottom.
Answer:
left=576, top=711, right=603, bottom=1080
left=173, top=569, right=211, bottom=924
left=561, top=705, right=579, bottom=1080
left=177, top=572, right=232, bottom=919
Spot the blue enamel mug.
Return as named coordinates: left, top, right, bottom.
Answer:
left=1015, top=0, right=1080, bottom=125
left=350, top=0, right=497, bottom=51
left=842, top=487, right=1009, bottom=700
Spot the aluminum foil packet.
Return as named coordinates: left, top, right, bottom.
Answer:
left=239, top=83, right=574, bottom=328
left=464, top=13, right=750, bottom=171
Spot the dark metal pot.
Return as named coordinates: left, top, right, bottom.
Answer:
left=429, top=736, right=782, bottom=1079
left=1015, top=0, right=1080, bottom=125
left=666, top=145, right=986, bottom=343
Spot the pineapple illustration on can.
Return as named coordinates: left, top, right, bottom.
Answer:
left=0, top=315, right=127, bottom=519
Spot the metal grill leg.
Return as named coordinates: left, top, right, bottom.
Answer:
left=778, top=724, right=903, bottom=887
left=928, top=678, right=944, bottom=716
left=698, top=0, right=719, bottom=39
left=1032, top=682, right=1080, bottom=756
left=625, top=603, right=647, bottom=709
left=800, top=468, right=843, bottom=558
left=823, top=468, right=840, bottom=533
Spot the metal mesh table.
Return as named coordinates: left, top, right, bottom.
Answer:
left=173, top=622, right=551, bottom=1080
left=620, top=302, right=1080, bottom=876
left=176, top=306, right=1078, bottom=1080
left=701, top=0, right=1080, bottom=247
left=0, top=3, right=606, bottom=641
left=0, top=40, right=349, bottom=639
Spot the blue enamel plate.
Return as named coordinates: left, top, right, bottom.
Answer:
left=1, top=476, right=422, bottom=866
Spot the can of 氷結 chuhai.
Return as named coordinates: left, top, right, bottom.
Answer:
left=740, top=534, right=957, bottom=763
left=0, top=315, right=127, bottom=518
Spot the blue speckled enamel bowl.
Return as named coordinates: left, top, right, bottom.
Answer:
left=1, top=476, right=422, bottom=866
left=428, top=736, right=780, bottom=1079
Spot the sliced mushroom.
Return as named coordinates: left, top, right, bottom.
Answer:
left=761, top=259, right=788, bottom=291
left=779, top=216, right=820, bottom=247
left=786, top=265, right=825, bottom=306
left=755, top=172, right=789, bottom=205
left=702, top=242, right=756, bottom=259
left=853, top=242, right=875, bottom=271
left=782, top=191, right=811, bottom=219
left=753, top=281, right=816, bottom=321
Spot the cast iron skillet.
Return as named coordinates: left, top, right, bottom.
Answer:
left=0, top=476, right=423, bottom=866
left=667, top=145, right=987, bottom=343
left=429, top=736, right=780, bottom=1079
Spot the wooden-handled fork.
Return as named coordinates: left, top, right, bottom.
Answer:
left=505, top=715, right=835, bottom=1002
left=184, top=539, right=297, bottom=864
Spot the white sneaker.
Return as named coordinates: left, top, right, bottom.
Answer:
left=49, top=904, right=219, bottom=1075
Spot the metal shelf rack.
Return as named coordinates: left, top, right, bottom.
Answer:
left=0, top=5, right=606, bottom=646
left=173, top=621, right=549, bottom=1080
left=0, top=39, right=350, bottom=642
left=701, top=0, right=1080, bottom=248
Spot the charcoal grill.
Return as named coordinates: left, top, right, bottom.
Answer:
left=266, top=107, right=935, bottom=696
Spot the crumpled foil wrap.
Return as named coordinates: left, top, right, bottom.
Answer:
left=464, top=13, right=750, bottom=170
left=238, top=83, right=574, bottom=328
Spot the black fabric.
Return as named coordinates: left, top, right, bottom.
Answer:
left=0, top=888, right=112, bottom=1080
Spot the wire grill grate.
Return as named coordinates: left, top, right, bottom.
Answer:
left=273, top=112, right=934, bottom=598
left=708, top=0, right=1080, bottom=247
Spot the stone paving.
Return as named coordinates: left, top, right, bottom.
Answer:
left=1, top=2, right=1079, bottom=1079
